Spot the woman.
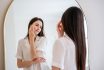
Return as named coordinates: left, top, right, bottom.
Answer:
left=52, top=7, right=86, bottom=70
left=16, top=17, right=50, bottom=70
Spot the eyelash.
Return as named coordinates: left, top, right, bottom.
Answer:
left=36, top=24, right=42, bottom=28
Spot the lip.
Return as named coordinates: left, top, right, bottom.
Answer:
left=36, top=29, right=39, bottom=31
left=35, top=30, right=40, bottom=32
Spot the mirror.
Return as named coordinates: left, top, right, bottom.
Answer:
left=4, top=0, right=89, bottom=70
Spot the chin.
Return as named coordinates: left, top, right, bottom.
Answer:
left=36, top=32, right=40, bottom=35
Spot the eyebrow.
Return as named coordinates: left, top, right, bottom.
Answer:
left=35, top=23, right=42, bottom=27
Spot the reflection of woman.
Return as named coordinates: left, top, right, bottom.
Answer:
left=52, top=7, right=86, bottom=70
left=16, top=17, right=49, bottom=70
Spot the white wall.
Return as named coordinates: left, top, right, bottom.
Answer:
left=76, top=0, right=104, bottom=70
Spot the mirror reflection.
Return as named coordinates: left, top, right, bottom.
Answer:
left=4, top=0, right=89, bottom=70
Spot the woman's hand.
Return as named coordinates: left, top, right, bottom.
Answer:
left=29, top=26, right=36, bottom=41
left=57, top=21, right=64, bottom=37
left=32, top=57, right=46, bottom=64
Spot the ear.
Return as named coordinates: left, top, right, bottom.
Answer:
left=59, top=22, right=62, bottom=27
left=58, top=21, right=62, bottom=27
left=59, top=22, right=63, bottom=30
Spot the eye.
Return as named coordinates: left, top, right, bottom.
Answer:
left=35, top=24, right=39, bottom=26
left=35, top=23, right=42, bottom=29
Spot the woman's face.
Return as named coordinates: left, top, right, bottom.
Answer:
left=30, top=20, right=42, bottom=35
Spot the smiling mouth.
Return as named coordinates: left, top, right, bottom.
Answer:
left=35, top=30, right=40, bottom=33
left=36, top=30, right=39, bottom=31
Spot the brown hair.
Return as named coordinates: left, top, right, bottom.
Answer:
left=61, top=7, right=86, bottom=70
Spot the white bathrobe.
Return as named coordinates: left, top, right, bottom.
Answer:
left=16, top=36, right=50, bottom=70
left=52, top=33, right=77, bottom=70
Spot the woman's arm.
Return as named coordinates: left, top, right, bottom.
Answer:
left=17, top=57, right=45, bottom=68
left=52, top=66, right=60, bottom=70
left=30, top=40, right=46, bottom=63
left=17, top=59, right=33, bottom=68
left=29, top=26, right=38, bottom=59
left=29, top=41, right=37, bottom=59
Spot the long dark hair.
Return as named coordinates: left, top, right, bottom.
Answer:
left=26, top=17, right=45, bottom=38
left=61, top=7, right=86, bottom=70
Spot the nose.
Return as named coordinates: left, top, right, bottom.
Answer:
left=36, top=28, right=40, bottom=31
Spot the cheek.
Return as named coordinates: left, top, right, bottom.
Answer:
left=39, top=28, right=42, bottom=32
left=34, top=26, right=37, bottom=30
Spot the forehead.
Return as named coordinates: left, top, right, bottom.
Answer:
left=33, top=20, right=42, bottom=26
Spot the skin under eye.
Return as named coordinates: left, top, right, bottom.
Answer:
left=40, top=26, right=42, bottom=29
left=35, top=23, right=42, bottom=29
